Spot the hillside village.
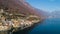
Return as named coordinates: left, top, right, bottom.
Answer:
left=0, top=9, right=40, bottom=32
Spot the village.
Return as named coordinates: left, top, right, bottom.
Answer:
left=0, top=9, right=40, bottom=32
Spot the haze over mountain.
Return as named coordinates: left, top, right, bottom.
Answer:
left=35, top=8, right=50, bottom=17
left=50, top=11, right=60, bottom=18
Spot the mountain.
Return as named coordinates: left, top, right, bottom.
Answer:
left=34, top=8, right=50, bottom=18
left=0, top=0, right=47, bottom=19
left=50, top=11, right=60, bottom=18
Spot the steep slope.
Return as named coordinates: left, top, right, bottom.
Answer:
left=0, top=0, right=42, bottom=17
left=34, top=8, right=50, bottom=19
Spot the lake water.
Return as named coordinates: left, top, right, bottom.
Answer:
left=28, top=18, right=60, bottom=34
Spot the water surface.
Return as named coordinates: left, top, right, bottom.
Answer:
left=28, top=18, right=60, bottom=34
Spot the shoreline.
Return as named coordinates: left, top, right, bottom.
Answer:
left=13, top=19, right=44, bottom=34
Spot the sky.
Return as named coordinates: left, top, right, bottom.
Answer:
left=26, top=0, right=60, bottom=12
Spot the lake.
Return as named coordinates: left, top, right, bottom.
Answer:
left=28, top=18, right=60, bottom=34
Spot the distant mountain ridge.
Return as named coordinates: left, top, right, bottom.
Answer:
left=50, top=11, right=60, bottom=18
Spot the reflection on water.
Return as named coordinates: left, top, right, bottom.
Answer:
left=13, top=18, right=60, bottom=34
left=28, top=18, right=60, bottom=34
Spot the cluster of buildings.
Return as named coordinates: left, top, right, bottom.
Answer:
left=0, top=9, right=40, bottom=32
